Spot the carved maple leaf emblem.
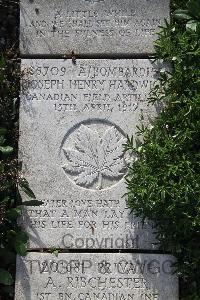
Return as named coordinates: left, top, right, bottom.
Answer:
left=63, top=125, right=126, bottom=189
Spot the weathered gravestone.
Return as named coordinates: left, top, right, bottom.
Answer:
left=20, top=0, right=169, bottom=55
left=16, top=0, right=179, bottom=299
left=15, top=253, right=178, bottom=300
left=20, top=59, right=161, bottom=250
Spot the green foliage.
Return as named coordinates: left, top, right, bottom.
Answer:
left=173, top=0, right=200, bottom=33
left=0, top=53, right=20, bottom=299
left=125, top=0, right=200, bottom=299
left=50, top=248, right=60, bottom=257
left=0, top=53, right=40, bottom=299
left=0, top=268, right=13, bottom=286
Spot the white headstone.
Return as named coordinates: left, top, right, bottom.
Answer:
left=19, top=58, right=163, bottom=249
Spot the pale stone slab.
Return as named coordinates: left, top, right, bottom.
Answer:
left=19, top=59, right=164, bottom=249
left=20, top=0, right=170, bottom=55
left=15, top=252, right=178, bottom=300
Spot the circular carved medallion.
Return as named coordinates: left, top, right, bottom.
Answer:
left=61, top=120, right=129, bottom=190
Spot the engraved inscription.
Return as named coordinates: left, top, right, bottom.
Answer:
left=20, top=0, right=170, bottom=54
left=21, top=62, right=160, bottom=118
left=15, top=253, right=178, bottom=300
left=62, top=123, right=127, bottom=190
left=21, top=197, right=155, bottom=249
left=32, top=11, right=162, bottom=39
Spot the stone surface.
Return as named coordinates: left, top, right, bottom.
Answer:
left=19, top=59, right=164, bottom=249
left=15, top=252, right=178, bottom=300
left=20, top=0, right=169, bottom=55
